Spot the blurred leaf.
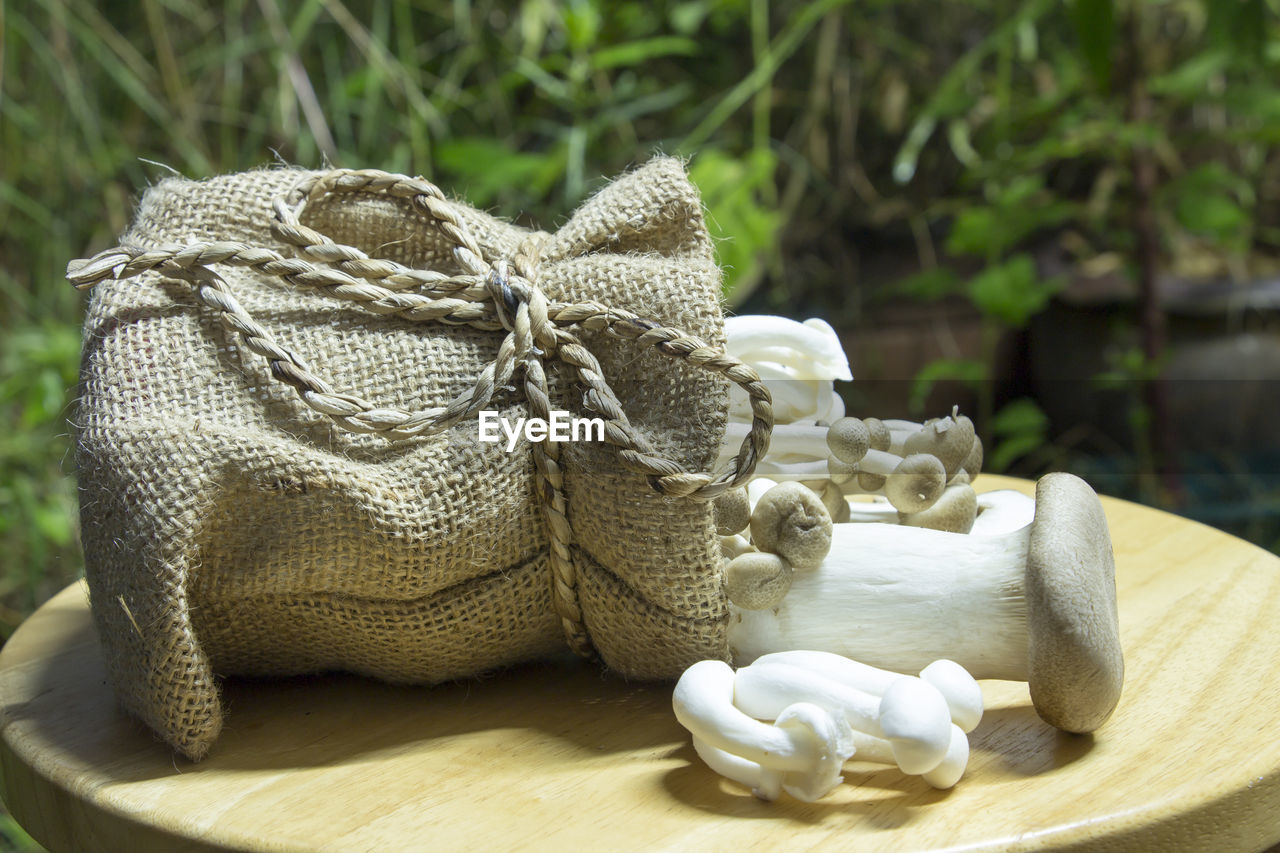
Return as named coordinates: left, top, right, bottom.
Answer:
left=1068, top=0, right=1114, bottom=91
left=1207, top=0, right=1267, bottom=63
left=966, top=254, right=1061, bottom=327
left=898, top=267, right=964, bottom=301
left=591, top=36, right=698, bottom=69
left=1149, top=51, right=1230, bottom=98
left=946, top=207, right=1000, bottom=257
left=434, top=138, right=565, bottom=208
left=892, top=0, right=1056, bottom=183
left=988, top=397, right=1050, bottom=471
left=1164, top=163, right=1253, bottom=251
left=689, top=147, right=781, bottom=304
left=909, top=358, right=986, bottom=413
left=563, top=0, right=602, bottom=51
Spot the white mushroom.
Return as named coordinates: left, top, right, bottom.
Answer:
left=729, top=473, right=1124, bottom=733
left=847, top=725, right=970, bottom=789
left=672, top=660, right=854, bottom=802
left=724, top=315, right=853, bottom=382
left=747, top=650, right=983, bottom=733
left=971, top=489, right=1036, bottom=536
left=724, top=315, right=851, bottom=425
left=733, top=660, right=953, bottom=775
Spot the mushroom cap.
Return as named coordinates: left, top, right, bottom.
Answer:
left=1025, top=472, right=1124, bottom=733
left=713, top=487, right=752, bottom=536
left=904, top=415, right=975, bottom=481
left=826, top=417, right=870, bottom=464
left=750, top=482, right=834, bottom=569
left=774, top=703, right=855, bottom=802
left=901, top=482, right=977, bottom=533
left=877, top=677, right=953, bottom=774
left=725, top=552, right=794, bottom=610
left=919, top=659, right=984, bottom=733
left=961, top=432, right=984, bottom=480
left=884, top=454, right=946, bottom=514
left=863, top=417, right=892, bottom=452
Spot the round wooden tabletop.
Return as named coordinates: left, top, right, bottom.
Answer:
left=1, top=476, right=1279, bottom=852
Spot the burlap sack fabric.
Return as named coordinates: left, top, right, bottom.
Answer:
left=71, top=158, right=771, bottom=760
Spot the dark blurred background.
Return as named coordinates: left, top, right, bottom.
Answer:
left=1, top=1, right=1278, bottom=845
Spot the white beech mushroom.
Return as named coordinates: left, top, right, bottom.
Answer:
left=748, top=651, right=984, bottom=733
left=724, top=315, right=851, bottom=425
left=733, top=659, right=953, bottom=775
left=848, top=725, right=970, bottom=790
left=672, top=660, right=854, bottom=802
left=728, top=473, right=1124, bottom=733
left=677, top=654, right=981, bottom=798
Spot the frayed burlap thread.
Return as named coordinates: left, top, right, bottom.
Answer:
left=72, top=158, right=770, bottom=760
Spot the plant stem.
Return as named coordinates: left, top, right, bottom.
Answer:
left=1125, top=6, right=1181, bottom=505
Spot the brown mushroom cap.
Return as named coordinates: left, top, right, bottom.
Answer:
left=905, top=415, right=976, bottom=481
left=827, top=417, right=870, bottom=464
left=901, top=482, right=977, bottom=533
left=864, top=417, right=892, bottom=452
left=884, top=454, right=946, bottom=514
left=857, top=420, right=892, bottom=490
left=750, top=481, right=834, bottom=569
left=816, top=480, right=852, bottom=524
left=725, top=552, right=794, bottom=610
left=713, top=487, right=752, bottom=536
left=1025, top=472, right=1124, bottom=733
left=961, top=432, right=984, bottom=481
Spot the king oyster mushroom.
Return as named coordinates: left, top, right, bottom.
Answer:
left=728, top=473, right=1124, bottom=734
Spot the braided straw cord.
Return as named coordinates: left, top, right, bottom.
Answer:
left=68, top=167, right=775, bottom=657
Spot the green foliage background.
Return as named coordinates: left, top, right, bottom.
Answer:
left=2, top=0, right=1279, bottom=846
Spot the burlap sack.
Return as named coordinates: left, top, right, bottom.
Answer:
left=71, top=158, right=771, bottom=760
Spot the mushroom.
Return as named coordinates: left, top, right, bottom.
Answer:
left=747, top=651, right=983, bottom=733
left=725, top=552, right=793, bottom=609
left=733, top=659, right=955, bottom=775
left=901, top=482, right=977, bottom=533
left=724, top=315, right=851, bottom=425
left=971, top=488, right=1036, bottom=536
left=724, top=315, right=853, bottom=382
left=728, top=473, right=1124, bottom=733
left=713, top=487, right=751, bottom=536
left=672, top=660, right=854, bottom=802
left=901, top=413, right=975, bottom=482
left=751, top=453, right=946, bottom=515
left=749, top=482, right=833, bottom=569
left=847, top=725, right=970, bottom=790
left=719, top=533, right=755, bottom=561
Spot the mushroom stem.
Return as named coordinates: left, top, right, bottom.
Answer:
left=729, top=522, right=1032, bottom=680
left=748, top=650, right=983, bottom=733
left=673, top=660, right=854, bottom=802
left=733, top=660, right=954, bottom=775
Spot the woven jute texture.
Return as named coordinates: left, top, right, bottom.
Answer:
left=74, top=158, right=760, bottom=760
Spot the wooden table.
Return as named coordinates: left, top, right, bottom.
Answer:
left=2, top=476, right=1279, bottom=852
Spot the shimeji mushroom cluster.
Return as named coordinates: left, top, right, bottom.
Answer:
left=672, top=316, right=1124, bottom=803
